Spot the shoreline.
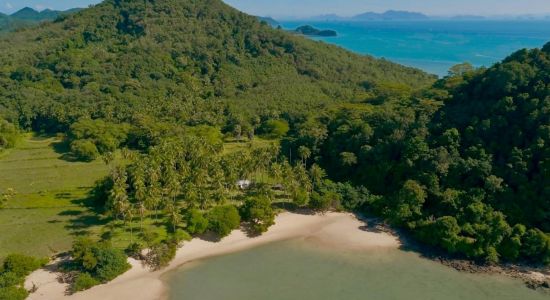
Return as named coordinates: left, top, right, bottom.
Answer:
left=24, top=211, right=550, bottom=299
left=362, top=217, right=550, bottom=291
left=25, top=212, right=400, bottom=300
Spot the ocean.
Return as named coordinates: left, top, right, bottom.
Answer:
left=279, top=20, right=550, bottom=76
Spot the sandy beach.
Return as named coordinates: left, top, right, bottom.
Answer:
left=24, top=212, right=399, bottom=300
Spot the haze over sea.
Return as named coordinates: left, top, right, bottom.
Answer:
left=280, top=20, right=550, bottom=76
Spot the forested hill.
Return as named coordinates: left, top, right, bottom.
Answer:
left=0, top=0, right=434, bottom=132
left=287, top=43, right=550, bottom=264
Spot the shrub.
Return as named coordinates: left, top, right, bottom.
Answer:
left=309, top=191, right=341, bottom=212
left=0, top=286, right=28, bottom=300
left=90, top=246, right=130, bottom=282
left=71, top=139, right=100, bottom=161
left=240, top=197, right=275, bottom=234
left=0, top=118, right=19, bottom=151
left=145, top=242, right=177, bottom=270
left=125, top=242, right=143, bottom=259
left=184, top=209, right=209, bottom=235
left=207, top=205, right=241, bottom=238
left=71, top=273, right=100, bottom=292
left=2, top=254, right=47, bottom=277
left=70, top=238, right=130, bottom=283
left=293, top=188, right=309, bottom=207
left=0, top=272, right=22, bottom=288
left=173, top=230, right=192, bottom=244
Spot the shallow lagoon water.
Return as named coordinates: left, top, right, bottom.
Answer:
left=167, top=239, right=548, bottom=300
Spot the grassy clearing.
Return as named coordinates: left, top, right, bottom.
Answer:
left=222, top=136, right=277, bottom=155
left=0, top=135, right=110, bottom=257
left=0, top=135, right=288, bottom=258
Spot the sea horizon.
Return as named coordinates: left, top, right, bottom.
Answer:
left=279, top=19, right=550, bottom=76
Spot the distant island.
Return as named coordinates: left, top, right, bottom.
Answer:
left=353, top=10, right=429, bottom=21
left=294, top=25, right=337, bottom=37
left=308, top=10, right=429, bottom=21
left=305, top=10, right=550, bottom=21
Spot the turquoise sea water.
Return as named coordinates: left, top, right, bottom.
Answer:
left=280, top=20, right=550, bottom=76
left=167, top=239, right=548, bottom=300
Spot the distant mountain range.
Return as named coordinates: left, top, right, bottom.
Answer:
left=290, top=10, right=550, bottom=22
left=0, top=7, right=82, bottom=33
left=353, top=10, right=429, bottom=21
left=308, top=10, right=429, bottom=21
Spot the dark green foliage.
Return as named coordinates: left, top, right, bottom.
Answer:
left=70, top=238, right=130, bottom=290
left=0, top=0, right=433, bottom=135
left=284, top=43, right=550, bottom=264
left=71, top=273, right=100, bottom=293
left=92, top=247, right=131, bottom=282
left=522, top=229, right=550, bottom=264
left=336, top=183, right=379, bottom=211
left=1, top=254, right=47, bottom=277
left=309, top=190, right=342, bottom=212
left=0, top=254, right=45, bottom=300
left=184, top=209, right=209, bottom=235
left=0, top=119, right=18, bottom=151
left=125, top=242, right=143, bottom=259
left=69, top=119, right=130, bottom=155
left=207, top=205, right=241, bottom=237
left=240, top=196, right=275, bottom=233
left=70, top=139, right=100, bottom=161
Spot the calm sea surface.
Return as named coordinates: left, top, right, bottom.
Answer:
left=166, top=239, right=548, bottom=300
left=280, top=20, right=550, bottom=76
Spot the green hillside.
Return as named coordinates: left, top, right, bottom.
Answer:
left=0, top=0, right=434, bottom=133
left=286, top=44, right=550, bottom=264
left=1, top=1, right=549, bottom=295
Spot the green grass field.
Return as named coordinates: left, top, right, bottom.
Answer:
left=0, top=135, right=286, bottom=259
left=0, top=135, right=111, bottom=258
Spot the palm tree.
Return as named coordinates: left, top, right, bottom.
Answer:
left=131, top=162, right=148, bottom=231
left=309, top=164, right=326, bottom=191
left=270, top=163, right=283, bottom=184
left=294, top=164, right=312, bottom=193
left=298, top=146, right=311, bottom=167
left=165, top=201, right=182, bottom=233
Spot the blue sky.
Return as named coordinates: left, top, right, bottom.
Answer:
left=2, top=0, right=550, bottom=17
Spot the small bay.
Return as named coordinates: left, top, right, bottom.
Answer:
left=166, top=239, right=548, bottom=300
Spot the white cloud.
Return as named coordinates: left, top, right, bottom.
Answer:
left=5, top=2, right=13, bottom=9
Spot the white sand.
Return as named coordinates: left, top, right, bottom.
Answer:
left=25, top=212, right=399, bottom=300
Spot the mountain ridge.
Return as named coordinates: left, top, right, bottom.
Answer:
left=0, top=6, right=83, bottom=33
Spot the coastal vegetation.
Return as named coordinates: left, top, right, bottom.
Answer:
left=0, top=0, right=548, bottom=295
left=0, top=254, right=47, bottom=300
